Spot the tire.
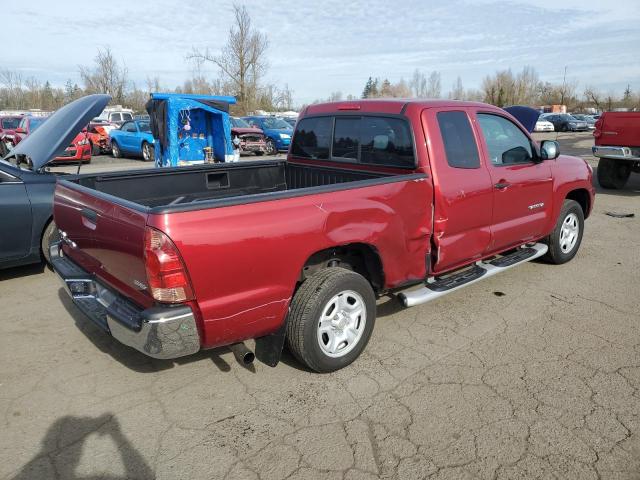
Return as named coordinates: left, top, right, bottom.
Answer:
left=543, top=199, right=584, bottom=265
left=90, top=141, right=100, bottom=156
left=0, top=141, right=8, bottom=157
left=254, top=151, right=264, bottom=156
left=266, top=139, right=277, bottom=155
left=142, top=141, right=154, bottom=162
left=597, top=158, right=631, bottom=189
left=286, top=267, right=376, bottom=373
left=561, top=124, right=568, bottom=132
left=41, top=220, right=60, bottom=266
left=111, top=140, right=122, bottom=158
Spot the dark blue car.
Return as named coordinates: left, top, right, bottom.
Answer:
left=0, top=95, right=110, bottom=269
left=242, top=116, right=293, bottom=154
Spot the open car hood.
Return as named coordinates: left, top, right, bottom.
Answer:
left=5, top=94, right=111, bottom=170
left=503, top=106, right=540, bottom=133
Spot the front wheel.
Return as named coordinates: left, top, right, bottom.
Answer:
left=142, top=141, right=154, bottom=162
left=111, top=140, right=122, bottom=158
left=597, top=158, right=631, bottom=189
left=543, top=199, right=584, bottom=264
left=41, top=220, right=60, bottom=265
left=265, top=139, right=277, bottom=155
left=286, top=268, right=376, bottom=373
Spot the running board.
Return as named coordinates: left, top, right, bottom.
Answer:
left=398, top=243, right=548, bottom=307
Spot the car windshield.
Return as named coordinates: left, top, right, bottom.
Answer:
left=2, top=118, right=21, bottom=129
left=231, top=117, right=251, bottom=128
left=30, top=118, right=45, bottom=131
left=138, top=121, right=151, bottom=132
left=261, top=117, right=291, bottom=129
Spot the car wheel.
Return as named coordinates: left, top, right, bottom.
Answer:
left=266, top=139, right=277, bottom=155
left=254, top=151, right=265, bottom=156
left=111, top=141, right=122, bottom=158
left=286, top=267, right=376, bottom=373
left=0, top=141, right=8, bottom=157
left=597, top=158, right=631, bottom=189
left=142, top=141, right=154, bottom=162
left=561, top=124, right=568, bottom=132
left=41, top=220, right=60, bottom=266
left=543, top=199, right=584, bottom=265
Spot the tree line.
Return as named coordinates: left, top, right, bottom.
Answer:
left=1, top=3, right=637, bottom=115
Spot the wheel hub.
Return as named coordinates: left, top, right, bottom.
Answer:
left=317, top=290, right=366, bottom=358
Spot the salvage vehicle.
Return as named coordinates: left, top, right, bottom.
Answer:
left=87, top=120, right=117, bottom=155
left=146, top=93, right=236, bottom=166
left=0, top=115, right=23, bottom=156
left=593, top=111, right=640, bottom=189
left=230, top=117, right=267, bottom=156
left=50, top=98, right=594, bottom=373
left=242, top=115, right=293, bottom=154
left=540, top=113, right=589, bottom=132
left=0, top=95, right=110, bottom=269
left=109, top=119, right=155, bottom=161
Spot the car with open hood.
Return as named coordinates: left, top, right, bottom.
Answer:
left=230, top=116, right=267, bottom=155
left=0, top=94, right=110, bottom=269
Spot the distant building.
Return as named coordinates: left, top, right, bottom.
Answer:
left=540, top=105, right=567, bottom=114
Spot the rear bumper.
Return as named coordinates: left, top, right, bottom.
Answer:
left=50, top=242, right=201, bottom=359
left=592, top=145, right=640, bottom=161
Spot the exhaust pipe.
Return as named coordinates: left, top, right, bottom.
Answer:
left=229, top=342, right=255, bottom=365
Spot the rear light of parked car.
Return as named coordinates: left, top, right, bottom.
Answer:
left=144, top=227, right=194, bottom=303
left=593, top=119, right=603, bottom=138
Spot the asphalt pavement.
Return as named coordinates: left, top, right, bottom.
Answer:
left=1, top=132, right=639, bottom=479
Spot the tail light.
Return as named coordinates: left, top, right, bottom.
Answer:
left=144, top=227, right=194, bottom=303
left=593, top=119, right=603, bottom=138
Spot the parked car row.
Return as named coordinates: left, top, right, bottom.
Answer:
left=538, top=113, right=597, bottom=132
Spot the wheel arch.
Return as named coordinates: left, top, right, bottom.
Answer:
left=565, top=188, right=591, bottom=218
left=300, top=243, right=385, bottom=293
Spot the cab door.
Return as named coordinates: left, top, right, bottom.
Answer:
left=473, top=111, right=553, bottom=251
left=119, top=121, right=137, bottom=151
left=0, top=168, right=32, bottom=260
left=422, top=108, right=494, bottom=273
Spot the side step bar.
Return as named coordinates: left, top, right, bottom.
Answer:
left=398, top=243, right=548, bottom=307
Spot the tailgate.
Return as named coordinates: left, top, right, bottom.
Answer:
left=597, top=113, right=640, bottom=147
left=54, top=181, right=152, bottom=308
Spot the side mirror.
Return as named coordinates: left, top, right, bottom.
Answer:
left=540, top=140, right=560, bottom=160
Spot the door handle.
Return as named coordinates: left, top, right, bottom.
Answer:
left=494, top=182, right=510, bottom=189
left=81, top=208, right=98, bottom=223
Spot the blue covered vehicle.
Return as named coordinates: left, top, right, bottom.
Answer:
left=146, top=93, right=236, bottom=167
left=242, top=116, right=293, bottom=154
left=109, top=119, right=156, bottom=161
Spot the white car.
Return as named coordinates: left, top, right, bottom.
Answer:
left=534, top=118, right=555, bottom=132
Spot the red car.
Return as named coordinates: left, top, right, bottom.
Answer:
left=230, top=116, right=267, bottom=155
left=51, top=98, right=594, bottom=372
left=0, top=115, right=23, bottom=155
left=87, top=120, right=117, bottom=155
left=592, top=112, right=640, bottom=189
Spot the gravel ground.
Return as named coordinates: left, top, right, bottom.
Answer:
left=1, top=132, right=639, bottom=480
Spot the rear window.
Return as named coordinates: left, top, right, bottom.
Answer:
left=122, top=113, right=133, bottom=121
left=292, top=115, right=415, bottom=168
left=291, top=117, right=332, bottom=159
left=436, top=111, right=480, bottom=169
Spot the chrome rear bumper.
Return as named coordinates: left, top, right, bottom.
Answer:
left=50, top=242, right=200, bottom=359
left=593, top=145, right=640, bottom=161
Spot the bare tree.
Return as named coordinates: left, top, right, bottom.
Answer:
left=410, top=69, right=427, bottom=97
left=79, top=47, right=128, bottom=103
left=584, top=86, right=603, bottom=111
left=449, top=76, right=465, bottom=100
left=188, top=4, right=268, bottom=113
left=426, top=71, right=441, bottom=98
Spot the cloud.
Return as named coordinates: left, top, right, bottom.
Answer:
left=4, top=0, right=639, bottom=104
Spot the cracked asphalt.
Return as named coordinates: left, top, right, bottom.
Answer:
left=1, top=132, right=639, bottom=479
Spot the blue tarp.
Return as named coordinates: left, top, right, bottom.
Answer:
left=147, top=93, right=236, bottom=167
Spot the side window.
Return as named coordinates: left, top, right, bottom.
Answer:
left=122, top=122, right=136, bottom=132
left=111, top=113, right=122, bottom=122
left=291, top=117, right=332, bottom=159
left=477, top=114, right=533, bottom=165
left=122, top=113, right=133, bottom=121
left=360, top=117, right=414, bottom=167
left=436, top=111, right=480, bottom=169
left=333, top=118, right=359, bottom=159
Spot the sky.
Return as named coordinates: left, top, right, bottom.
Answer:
left=5, top=0, right=640, bottom=105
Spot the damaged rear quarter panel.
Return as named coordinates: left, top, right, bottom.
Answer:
left=148, top=176, right=432, bottom=348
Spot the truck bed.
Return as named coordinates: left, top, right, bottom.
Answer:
left=69, top=161, right=394, bottom=211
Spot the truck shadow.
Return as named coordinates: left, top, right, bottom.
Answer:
left=11, top=414, right=154, bottom=480
left=593, top=166, right=640, bottom=198
left=57, top=289, right=252, bottom=374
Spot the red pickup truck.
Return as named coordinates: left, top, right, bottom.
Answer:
left=49, top=98, right=595, bottom=372
left=592, top=112, right=640, bottom=189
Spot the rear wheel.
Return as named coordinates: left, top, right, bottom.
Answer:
left=543, top=199, right=584, bottom=265
left=111, top=140, right=122, bottom=158
left=286, top=267, right=376, bottom=373
left=254, top=151, right=264, bottom=156
left=597, top=158, right=631, bottom=189
left=142, top=141, right=154, bottom=162
left=41, top=220, right=60, bottom=265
